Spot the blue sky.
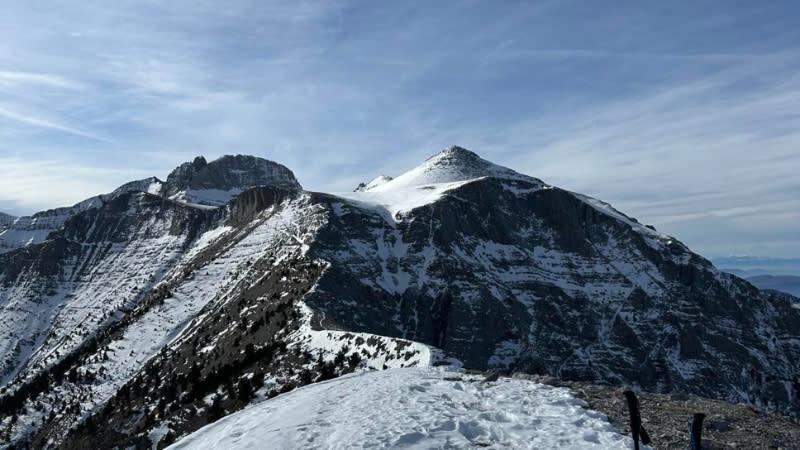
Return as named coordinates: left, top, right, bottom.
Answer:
left=0, top=1, right=798, bottom=258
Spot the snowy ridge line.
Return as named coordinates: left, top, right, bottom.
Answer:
left=288, top=301, right=439, bottom=370
left=167, top=200, right=320, bottom=352
left=0, top=178, right=163, bottom=254
left=569, top=190, right=671, bottom=243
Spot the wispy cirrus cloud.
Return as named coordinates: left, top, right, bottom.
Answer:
left=0, top=70, right=82, bottom=90
left=0, top=105, right=107, bottom=141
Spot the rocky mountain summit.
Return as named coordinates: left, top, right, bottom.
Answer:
left=0, top=146, right=797, bottom=448
left=162, top=155, right=301, bottom=205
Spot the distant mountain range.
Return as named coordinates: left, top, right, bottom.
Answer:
left=715, top=257, right=800, bottom=297
left=745, top=275, right=800, bottom=298
left=716, top=256, right=800, bottom=277
left=1, top=147, right=798, bottom=448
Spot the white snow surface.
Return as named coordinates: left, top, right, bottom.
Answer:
left=354, top=175, right=393, bottom=192
left=336, top=179, right=476, bottom=224
left=169, top=188, right=244, bottom=207
left=335, top=146, right=540, bottom=223
left=169, top=366, right=639, bottom=450
left=370, top=146, right=533, bottom=191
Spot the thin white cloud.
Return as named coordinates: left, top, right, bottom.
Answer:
left=0, top=157, right=152, bottom=214
left=0, top=70, right=82, bottom=90
left=0, top=105, right=108, bottom=142
left=485, top=47, right=771, bottom=63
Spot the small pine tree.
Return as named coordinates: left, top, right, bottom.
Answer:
left=237, top=378, right=253, bottom=402
left=348, top=352, right=362, bottom=368
left=207, top=395, right=224, bottom=423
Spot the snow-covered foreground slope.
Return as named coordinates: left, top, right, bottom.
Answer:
left=169, top=367, right=639, bottom=450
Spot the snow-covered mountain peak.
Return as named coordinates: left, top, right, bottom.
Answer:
left=367, top=145, right=535, bottom=193
left=336, top=146, right=543, bottom=222
left=425, top=144, right=482, bottom=163
left=3, top=148, right=800, bottom=448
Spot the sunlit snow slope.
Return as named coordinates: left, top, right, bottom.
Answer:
left=168, top=366, right=640, bottom=450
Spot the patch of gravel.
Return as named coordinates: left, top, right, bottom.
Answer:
left=511, top=374, right=800, bottom=449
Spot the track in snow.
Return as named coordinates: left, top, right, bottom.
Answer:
left=168, top=367, right=641, bottom=449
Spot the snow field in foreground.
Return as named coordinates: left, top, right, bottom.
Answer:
left=169, top=367, right=640, bottom=449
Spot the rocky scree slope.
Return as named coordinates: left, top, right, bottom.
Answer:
left=0, top=146, right=798, bottom=449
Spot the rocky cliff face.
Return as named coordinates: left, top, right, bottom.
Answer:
left=163, top=155, right=301, bottom=206
left=0, top=212, right=14, bottom=228
left=307, top=154, right=800, bottom=412
left=0, top=146, right=797, bottom=449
